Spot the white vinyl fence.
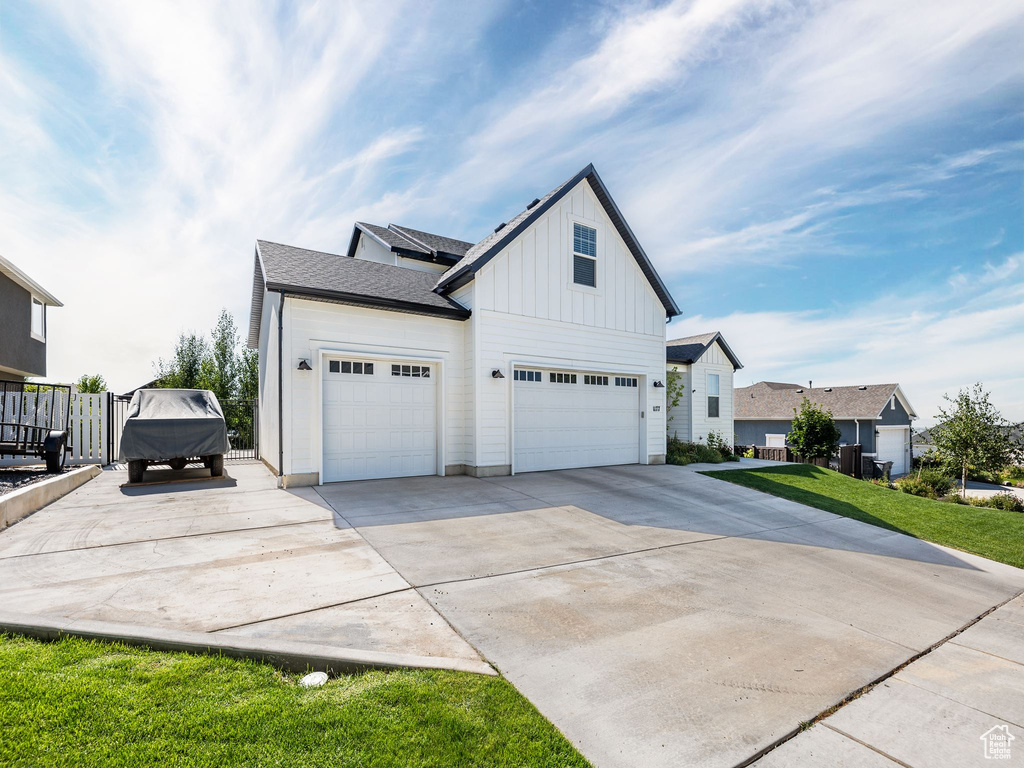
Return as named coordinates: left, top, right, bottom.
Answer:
left=0, top=391, right=110, bottom=466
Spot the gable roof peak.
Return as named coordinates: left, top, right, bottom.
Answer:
left=434, top=163, right=679, bottom=317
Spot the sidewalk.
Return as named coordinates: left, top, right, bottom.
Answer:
left=754, top=593, right=1024, bottom=767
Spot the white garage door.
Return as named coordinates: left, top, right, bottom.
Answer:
left=876, top=427, right=909, bottom=476
left=322, top=358, right=436, bottom=482
left=514, top=368, right=640, bottom=473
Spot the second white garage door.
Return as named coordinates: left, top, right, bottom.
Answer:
left=514, top=368, right=640, bottom=473
left=322, top=358, right=436, bottom=482
left=876, top=427, right=909, bottom=476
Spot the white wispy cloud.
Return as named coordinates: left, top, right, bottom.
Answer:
left=670, top=255, right=1024, bottom=423
left=1, top=0, right=1021, bottom=412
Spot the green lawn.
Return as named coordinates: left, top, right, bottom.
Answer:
left=0, top=635, right=589, bottom=768
left=701, top=464, right=1024, bottom=569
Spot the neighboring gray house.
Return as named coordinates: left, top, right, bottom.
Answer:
left=0, top=254, right=62, bottom=381
left=735, top=381, right=917, bottom=475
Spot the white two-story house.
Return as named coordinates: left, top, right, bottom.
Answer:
left=248, top=164, right=681, bottom=486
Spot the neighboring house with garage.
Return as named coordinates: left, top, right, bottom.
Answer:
left=734, top=381, right=917, bottom=475
left=665, top=331, right=743, bottom=444
left=248, top=163, right=681, bottom=486
left=0, top=254, right=62, bottom=381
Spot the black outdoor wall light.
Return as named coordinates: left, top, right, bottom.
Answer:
left=491, top=369, right=505, bottom=379
left=653, top=380, right=665, bottom=388
left=297, top=359, right=312, bottom=371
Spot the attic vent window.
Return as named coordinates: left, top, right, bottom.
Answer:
left=572, top=222, right=597, bottom=287
left=526, top=197, right=540, bottom=209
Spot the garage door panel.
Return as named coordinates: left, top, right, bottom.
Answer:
left=514, top=370, right=639, bottom=473
left=323, top=361, right=437, bottom=482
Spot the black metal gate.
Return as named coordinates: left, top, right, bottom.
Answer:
left=107, top=394, right=259, bottom=462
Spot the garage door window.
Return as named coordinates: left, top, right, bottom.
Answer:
left=392, top=364, right=430, bottom=378
left=514, top=370, right=541, bottom=382
left=329, top=360, right=374, bottom=375
left=584, top=375, right=609, bottom=385
left=550, top=372, right=577, bottom=384
left=614, top=377, right=637, bottom=387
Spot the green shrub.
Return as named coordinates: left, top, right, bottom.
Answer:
left=966, top=493, right=1024, bottom=512
left=988, top=492, right=1024, bottom=512
left=943, top=493, right=969, bottom=505
left=895, top=476, right=937, bottom=498
left=666, top=437, right=724, bottom=466
left=706, top=431, right=734, bottom=460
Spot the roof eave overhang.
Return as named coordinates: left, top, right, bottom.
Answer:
left=247, top=243, right=270, bottom=349
left=877, top=385, right=918, bottom=420
left=0, top=255, right=62, bottom=306
left=268, top=282, right=471, bottom=321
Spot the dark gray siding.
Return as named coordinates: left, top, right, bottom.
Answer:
left=877, top=394, right=912, bottom=426
left=0, top=272, right=45, bottom=377
left=735, top=418, right=875, bottom=452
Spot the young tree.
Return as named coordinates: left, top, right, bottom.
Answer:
left=787, top=399, right=841, bottom=462
left=665, top=366, right=685, bottom=431
left=209, top=309, right=239, bottom=402
left=238, top=347, right=259, bottom=402
left=155, top=332, right=212, bottom=389
left=75, top=374, right=107, bottom=393
left=930, top=383, right=1022, bottom=497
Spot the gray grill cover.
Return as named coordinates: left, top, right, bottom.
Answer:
left=118, top=389, right=230, bottom=461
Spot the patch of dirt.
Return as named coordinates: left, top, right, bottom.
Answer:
left=0, top=467, right=62, bottom=496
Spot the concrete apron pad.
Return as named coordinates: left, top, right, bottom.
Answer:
left=0, top=610, right=495, bottom=676
left=0, top=464, right=101, bottom=530
left=0, top=462, right=489, bottom=674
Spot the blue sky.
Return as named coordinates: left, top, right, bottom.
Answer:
left=1, top=0, right=1022, bottom=424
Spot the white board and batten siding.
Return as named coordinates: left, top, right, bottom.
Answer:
left=283, top=297, right=468, bottom=481
left=689, top=341, right=734, bottom=444
left=257, top=289, right=281, bottom=472
left=665, top=341, right=735, bottom=446
left=471, top=177, right=667, bottom=471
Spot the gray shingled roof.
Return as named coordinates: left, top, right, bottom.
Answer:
left=666, top=331, right=743, bottom=369
left=438, top=172, right=575, bottom=281
left=389, top=225, right=473, bottom=257
left=435, top=164, right=681, bottom=318
left=248, top=240, right=470, bottom=346
left=734, top=381, right=908, bottom=420
left=356, top=222, right=429, bottom=254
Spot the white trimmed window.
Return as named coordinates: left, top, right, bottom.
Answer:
left=572, top=222, right=597, bottom=287
left=707, top=373, right=720, bottom=418
left=30, top=296, right=45, bottom=342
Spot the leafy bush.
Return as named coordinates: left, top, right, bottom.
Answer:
left=988, top=492, right=1024, bottom=512
left=666, top=437, right=724, bottom=466
left=706, top=431, right=734, bottom=461
left=743, top=447, right=755, bottom=459
left=895, top=476, right=938, bottom=499
left=943, top=493, right=969, bottom=505
left=788, top=400, right=841, bottom=461
left=967, top=493, right=1024, bottom=512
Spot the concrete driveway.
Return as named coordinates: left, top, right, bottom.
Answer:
left=0, top=462, right=485, bottom=671
left=315, top=462, right=1024, bottom=768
